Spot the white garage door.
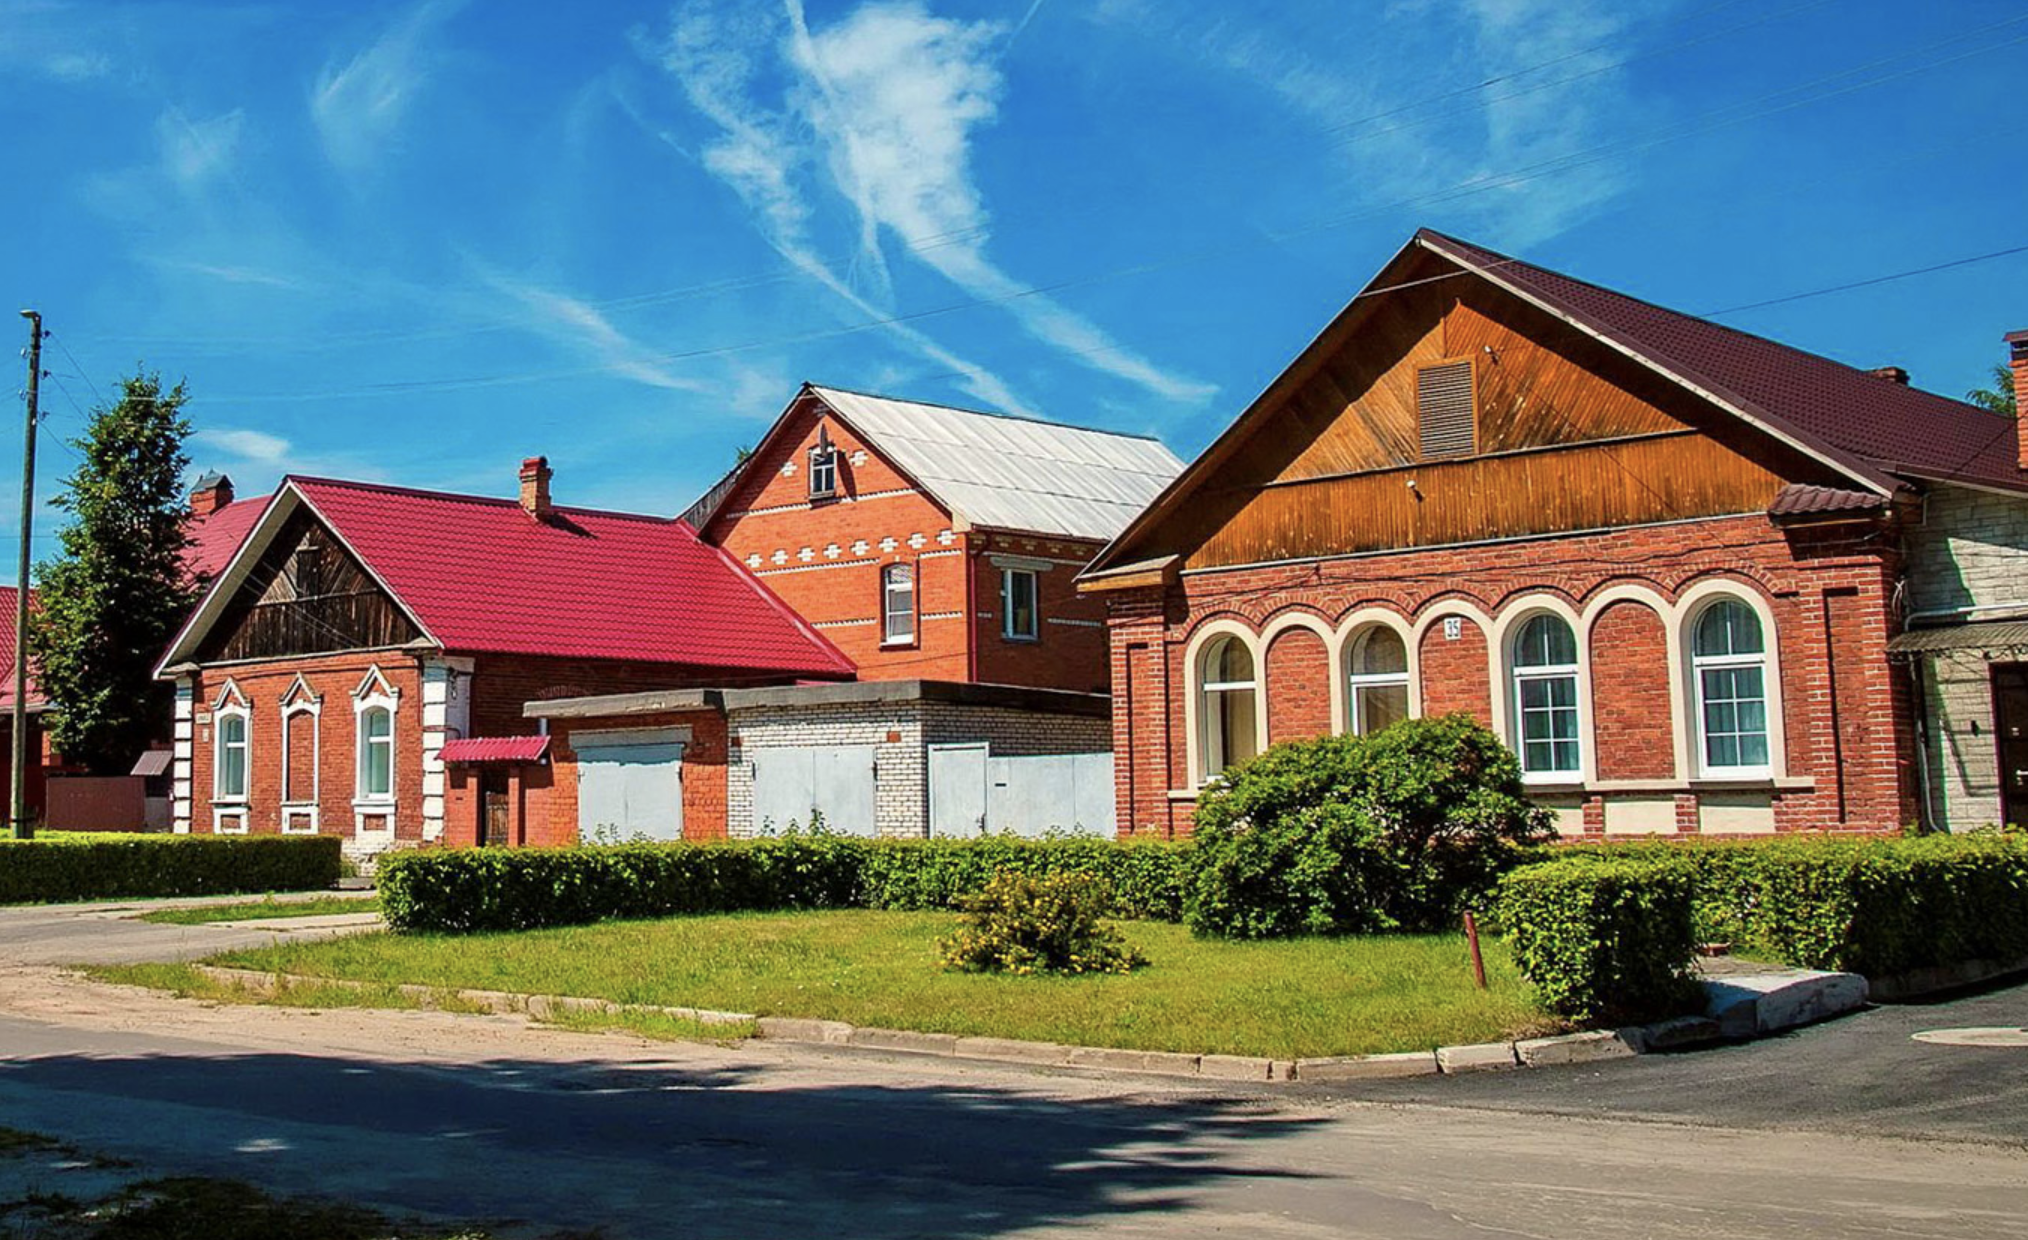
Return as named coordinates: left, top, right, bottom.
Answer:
left=750, top=744, right=877, bottom=835
left=928, top=745, right=1115, bottom=837
left=577, top=730, right=685, bottom=842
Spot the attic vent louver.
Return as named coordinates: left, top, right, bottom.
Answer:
left=1416, top=361, right=1475, bottom=460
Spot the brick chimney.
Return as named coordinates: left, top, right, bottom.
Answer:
left=188, top=471, right=234, bottom=516
left=519, top=456, right=553, bottom=520
left=2011, top=331, right=2028, bottom=471
left=1867, top=366, right=1909, bottom=385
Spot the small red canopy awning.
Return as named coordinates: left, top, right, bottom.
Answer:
left=439, top=736, right=550, bottom=764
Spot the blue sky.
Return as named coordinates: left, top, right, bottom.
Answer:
left=4, top=0, right=2025, bottom=564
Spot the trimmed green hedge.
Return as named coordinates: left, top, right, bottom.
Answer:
left=1547, top=834, right=2028, bottom=977
left=378, top=836, right=1190, bottom=934
left=1494, top=858, right=1702, bottom=1023
left=0, top=835, right=343, bottom=904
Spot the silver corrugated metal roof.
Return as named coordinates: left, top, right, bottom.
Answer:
left=809, top=386, right=1185, bottom=542
left=1887, top=620, right=2028, bottom=655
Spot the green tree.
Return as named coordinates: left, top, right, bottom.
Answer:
left=28, top=371, right=198, bottom=773
left=1966, top=363, right=2017, bottom=416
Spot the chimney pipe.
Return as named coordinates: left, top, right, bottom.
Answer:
left=2009, top=331, right=2028, bottom=472
left=1868, top=366, right=1909, bottom=385
left=519, top=456, right=553, bottom=520
left=189, top=472, right=234, bottom=517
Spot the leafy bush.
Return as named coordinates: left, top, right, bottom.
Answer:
left=1183, top=716, right=1552, bottom=938
left=1545, top=834, right=2028, bottom=977
left=378, top=835, right=1190, bottom=934
left=1494, top=858, right=1702, bottom=1023
left=0, top=835, right=342, bottom=904
left=938, top=871, right=1146, bottom=975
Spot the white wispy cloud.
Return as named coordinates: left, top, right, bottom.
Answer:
left=652, top=0, right=1214, bottom=409
left=311, top=0, right=467, bottom=176
left=0, top=1, right=116, bottom=82
left=156, top=108, right=244, bottom=189
left=487, top=273, right=715, bottom=393
left=650, top=1, right=1038, bottom=417
left=1104, top=0, right=1652, bottom=246
left=190, top=426, right=387, bottom=485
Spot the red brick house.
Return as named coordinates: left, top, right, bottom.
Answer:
left=684, top=384, right=1184, bottom=694
left=155, top=461, right=851, bottom=857
left=0, top=586, right=51, bottom=822
left=1083, top=229, right=2025, bottom=839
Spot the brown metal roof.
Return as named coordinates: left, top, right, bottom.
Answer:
left=1887, top=621, right=2028, bottom=655
left=1419, top=230, right=2025, bottom=496
left=1766, top=484, right=1888, bottom=518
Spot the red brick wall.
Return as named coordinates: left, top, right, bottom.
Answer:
left=187, top=653, right=426, bottom=841
left=1265, top=626, right=1331, bottom=743
left=1104, top=513, right=1915, bottom=838
left=703, top=402, right=1113, bottom=692
left=1588, top=600, right=1674, bottom=780
left=1418, top=612, right=1491, bottom=724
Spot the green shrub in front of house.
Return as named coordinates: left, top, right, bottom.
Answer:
left=938, top=871, right=1147, bottom=976
left=1493, top=857, right=1703, bottom=1023
left=1550, top=833, right=2028, bottom=977
left=377, top=835, right=1191, bottom=934
left=1181, top=716, right=1554, bottom=939
left=0, top=834, right=343, bottom=904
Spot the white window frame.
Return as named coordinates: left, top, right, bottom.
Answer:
left=278, top=679, right=322, bottom=834
left=213, top=698, right=250, bottom=805
left=881, top=562, right=916, bottom=646
left=352, top=667, right=400, bottom=813
left=808, top=437, right=838, bottom=499
left=1509, top=611, right=1583, bottom=782
left=1198, top=634, right=1260, bottom=783
left=1344, top=623, right=1412, bottom=736
left=1689, top=596, right=1773, bottom=778
left=1001, top=567, right=1039, bottom=641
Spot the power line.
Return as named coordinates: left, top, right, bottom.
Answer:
left=1700, top=244, right=2028, bottom=317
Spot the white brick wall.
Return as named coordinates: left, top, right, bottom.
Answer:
left=1903, top=484, right=2028, bottom=828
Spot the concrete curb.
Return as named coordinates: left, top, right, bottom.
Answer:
left=173, top=964, right=1866, bottom=1086
left=1866, top=954, right=2028, bottom=1002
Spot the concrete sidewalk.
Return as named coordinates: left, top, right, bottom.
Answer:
left=0, top=891, right=381, bottom=965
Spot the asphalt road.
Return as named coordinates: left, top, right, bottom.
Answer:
left=0, top=893, right=377, bottom=964
left=0, top=900, right=2021, bottom=1238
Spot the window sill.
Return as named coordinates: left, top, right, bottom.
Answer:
left=352, top=798, right=396, bottom=811
left=878, top=638, right=918, bottom=650
left=1527, top=776, right=1816, bottom=796
left=1001, top=634, right=1040, bottom=644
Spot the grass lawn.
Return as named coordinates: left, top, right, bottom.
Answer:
left=169, top=909, right=1557, bottom=1059
left=138, top=896, right=380, bottom=926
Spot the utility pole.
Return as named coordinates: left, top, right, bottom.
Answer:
left=13, top=311, right=40, bottom=840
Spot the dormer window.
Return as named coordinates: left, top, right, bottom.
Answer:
left=808, top=426, right=839, bottom=499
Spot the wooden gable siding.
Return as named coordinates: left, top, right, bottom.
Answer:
left=1144, top=259, right=1836, bottom=572
left=197, top=509, right=420, bottom=662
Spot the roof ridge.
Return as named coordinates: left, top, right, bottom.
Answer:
left=1420, top=230, right=2007, bottom=422
left=285, top=475, right=691, bottom=526
left=808, top=382, right=1171, bottom=445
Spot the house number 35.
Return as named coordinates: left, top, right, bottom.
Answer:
left=1443, top=616, right=1463, bottom=641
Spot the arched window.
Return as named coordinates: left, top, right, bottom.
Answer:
left=1511, top=613, right=1580, bottom=778
left=216, top=710, right=249, bottom=801
left=1346, top=625, right=1410, bottom=735
left=1199, top=636, right=1258, bottom=779
left=881, top=563, right=915, bottom=644
left=1692, top=598, right=1770, bottom=773
left=357, top=705, right=394, bottom=801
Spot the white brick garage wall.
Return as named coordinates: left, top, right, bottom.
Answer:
left=723, top=681, right=1112, bottom=838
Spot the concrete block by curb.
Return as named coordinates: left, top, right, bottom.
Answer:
left=1436, top=1042, right=1519, bottom=1073
left=1702, top=970, right=1867, bottom=1038
left=1063, top=1046, right=1202, bottom=1076
left=1639, top=1014, right=1722, bottom=1050
left=1198, top=1054, right=1275, bottom=1081
left=847, top=1027, right=961, bottom=1056
left=754, top=1016, right=853, bottom=1044
left=1292, top=1051, right=1439, bottom=1082
left=1515, top=1029, right=1641, bottom=1067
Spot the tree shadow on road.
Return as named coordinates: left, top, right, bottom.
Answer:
left=0, top=1050, right=1329, bottom=1238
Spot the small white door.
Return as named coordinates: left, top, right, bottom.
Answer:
left=929, top=743, right=989, bottom=837
left=577, top=737, right=685, bottom=842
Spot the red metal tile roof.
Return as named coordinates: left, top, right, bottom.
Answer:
left=1766, top=484, right=1890, bottom=518
left=440, top=735, right=550, bottom=764
left=186, top=495, right=270, bottom=582
left=287, top=477, right=854, bottom=676
left=0, top=587, right=43, bottom=713
left=1418, top=230, right=2026, bottom=495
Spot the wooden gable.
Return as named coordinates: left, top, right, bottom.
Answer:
left=195, top=507, right=420, bottom=663
left=1108, top=248, right=1858, bottom=573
